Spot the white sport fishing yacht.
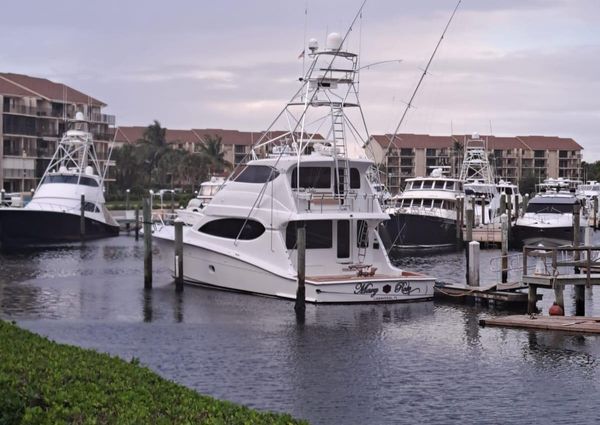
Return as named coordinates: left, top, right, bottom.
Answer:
left=460, top=134, right=500, bottom=225
left=0, top=113, right=119, bottom=247
left=177, top=176, right=226, bottom=225
left=153, top=32, right=436, bottom=303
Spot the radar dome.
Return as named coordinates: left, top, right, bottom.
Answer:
left=472, top=132, right=480, bottom=139
left=308, top=38, right=319, bottom=52
left=75, top=111, right=85, bottom=121
left=326, top=32, right=343, bottom=51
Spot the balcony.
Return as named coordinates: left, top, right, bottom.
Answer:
left=90, top=113, right=116, bottom=125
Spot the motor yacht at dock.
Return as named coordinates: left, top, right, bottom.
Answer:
left=0, top=113, right=119, bottom=247
left=153, top=32, right=436, bottom=303
left=513, top=191, right=587, bottom=247
left=382, top=168, right=462, bottom=251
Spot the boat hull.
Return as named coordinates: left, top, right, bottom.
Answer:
left=512, top=224, right=585, bottom=248
left=154, top=234, right=434, bottom=303
left=0, top=209, right=119, bottom=248
left=381, top=212, right=457, bottom=250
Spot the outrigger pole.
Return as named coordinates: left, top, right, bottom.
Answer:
left=380, top=0, right=462, bottom=157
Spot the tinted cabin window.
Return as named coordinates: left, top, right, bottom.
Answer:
left=526, top=203, right=573, bottom=214
left=200, top=218, right=265, bottom=240
left=83, top=202, right=99, bottom=213
left=337, top=220, right=350, bottom=258
left=291, top=167, right=331, bottom=189
left=434, top=181, right=444, bottom=189
left=233, top=165, right=279, bottom=183
left=357, top=220, right=369, bottom=248
left=286, top=220, right=332, bottom=249
left=422, top=181, right=433, bottom=189
left=44, top=175, right=99, bottom=187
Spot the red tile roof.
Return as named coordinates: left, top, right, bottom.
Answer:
left=0, top=72, right=105, bottom=106
left=115, top=126, right=323, bottom=147
left=371, top=133, right=583, bottom=151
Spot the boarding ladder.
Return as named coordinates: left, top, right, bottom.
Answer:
left=357, top=220, right=369, bottom=263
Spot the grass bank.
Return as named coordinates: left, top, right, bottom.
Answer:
left=0, top=321, right=307, bottom=424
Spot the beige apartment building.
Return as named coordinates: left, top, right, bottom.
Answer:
left=115, top=127, right=321, bottom=168
left=0, top=73, right=115, bottom=193
left=368, top=133, right=583, bottom=195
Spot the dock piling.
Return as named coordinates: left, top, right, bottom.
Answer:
left=174, top=219, right=184, bottom=292
left=573, top=203, right=581, bottom=274
left=522, top=194, right=529, bottom=217
left=501, top=213, right=508, bottom=283
left=575, top=285, right=585, bottom=316
left=295, top=224, right=306, bottom=314
left=527, top=284, right=538, bottom=314
left=594, top=196, right=598, bottom=230
left=135, top=206, right=140, bottom=241
left=455, top=196, right=463, bottom=248
left=499, top=193, right=506, bottom=218
left=143, top=197, right=152, bottom=289
left=468, top=241, right=480, bottom=287
left=80, top=194, right=86, bottom=240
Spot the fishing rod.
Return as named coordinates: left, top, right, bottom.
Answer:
left=379, top=0, right=462, bottom=157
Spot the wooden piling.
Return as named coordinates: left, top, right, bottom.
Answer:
left=465, top=200, right=473, bottom=243
left=174, top=219, right=184, bottom=292
left=80, top=194, right=86, bottom=240
left=143, top=197, right=152, bottom=289
left=527, top=284, right=538, bottom=314
left=294, top=225, right=306, bottom=313
left=480, top=196, right=486, bottom=225
left=0, top=189, right=5, bottom=206
left=513, top=195, right=520, bottom=220
left=575, top=285, right=585, bottom=316
left=501, top=213, right=508, bottom=283
left=135, top=206, right=140, bottom=241
left=594, top=196, right=598, bottom=230
left=554, top=283, right=564, bottom=312
left=499, top=193, right=506, bottom=218
left=573, top=203, right=581, bottom=274
left=522, top=194, right=529, bottom=217
left=468, top=241, right=480, bottom=287
left=455, top=197, right=463, bottom=248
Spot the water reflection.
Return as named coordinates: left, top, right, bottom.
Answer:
left=2, top=236, right=600, bottom=424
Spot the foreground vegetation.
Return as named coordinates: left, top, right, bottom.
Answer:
left=0, top=321, right=307, bottom=425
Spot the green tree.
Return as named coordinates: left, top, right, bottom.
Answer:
left=197, top=135, right=232, bottom=174
left=518, top=171, right=538, bottom=195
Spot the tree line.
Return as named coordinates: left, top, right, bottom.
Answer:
left=110, top=121, right=231, bottom=197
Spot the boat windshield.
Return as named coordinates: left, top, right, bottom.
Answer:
left=42, top=175, right=99, bottom=187
left=232, top=165, right=279, bottom=183
left=526, top=203, right=573, bottom=214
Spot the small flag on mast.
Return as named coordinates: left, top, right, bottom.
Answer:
left=297, top=49, right=305, bottom=59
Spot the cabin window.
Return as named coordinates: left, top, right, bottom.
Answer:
left=286, top=220, right=332, bottom=249
left=337, top=220, right=350, bottom=258
left=334, top=168, right=361, bottom=193
left=433, top=200, right=442, bottom=209
left=357, top=220, right=369, bottom=248
left=291, top=167, right=331, bottom=189
left=526, top=203, right=573, bottom=214
left=504, top=187, right=513, bottom=195
left=434, top=181, right=444, bottom=189
left=200, top=218, right=265, bottom=240
left=422, top=180, right=433, bottom=189
left=233, top=165, right=279, bottom=183
left=43, top=175, right=99, bottom=187
left=83, top=202, right=99, bottom=213
left=446, top=200, right=455, bottom=211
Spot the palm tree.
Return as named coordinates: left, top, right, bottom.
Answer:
left=137, top=120, right=169, bottom=186
left=197, top=135, right=232, bottom=174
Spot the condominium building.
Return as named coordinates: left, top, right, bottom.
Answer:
left=368, top=133, right=583, bottom=194
left=0, top=73, right=115, bottom=192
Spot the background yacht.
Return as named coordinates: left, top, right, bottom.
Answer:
left=382, top=168, right=462, bottom=250
left=153, top=32, right=435, bottom=303
left=0, top=113, right=119, bottom=247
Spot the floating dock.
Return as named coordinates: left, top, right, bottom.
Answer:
left=479, top=315, right=600, bottom=334
left=434, top=282, right=535, bottom=306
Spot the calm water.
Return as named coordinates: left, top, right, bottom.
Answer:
left=1, top=236, right=600, bottom=424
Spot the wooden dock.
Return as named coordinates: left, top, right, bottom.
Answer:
left=463, top=223, right=501, bottom=245
left=434, top=282, right=535, bottom=306
left=480, top=315, right=600, bottom=334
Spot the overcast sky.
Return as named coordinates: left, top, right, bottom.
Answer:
left=2, top=0, right=599, bottom=160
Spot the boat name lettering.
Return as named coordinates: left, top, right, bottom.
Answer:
left=354, top=282, right=378, bottom=297
left=394, top=281, right=420, bottom=295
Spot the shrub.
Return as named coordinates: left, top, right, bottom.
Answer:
left=0, top=321, right=307, bottom=425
